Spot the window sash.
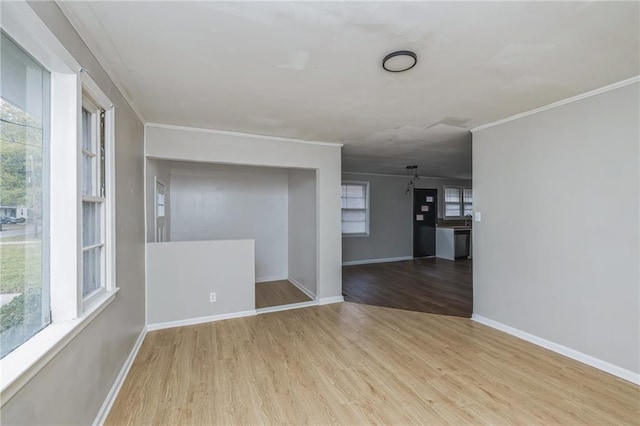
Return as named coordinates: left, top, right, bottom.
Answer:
left=81, top=95, right=107, bottom=301
left=341, top=183, right=369, bottom=235
left=0, top=31, right=51, bottom=359
left=444, top=187, right=473, bottom=218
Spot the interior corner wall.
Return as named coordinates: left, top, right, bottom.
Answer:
left=473, top=82, right=640, bottom=375
left=288, top=168, right=317, bottom=296
left=1, top=2, right=146, bottom=424
left=341, top=172, right=472, bottom=263
left=168, top=162, right=289, bottom=282
left=145, top=158, right=171, bottom=243
left=145, top=125, right=342, bottom=300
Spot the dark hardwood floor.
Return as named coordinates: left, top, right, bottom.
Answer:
left=342, top=258, right=472, bottom=317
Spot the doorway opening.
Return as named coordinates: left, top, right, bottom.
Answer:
left=340, top=173, right=473, bottom=317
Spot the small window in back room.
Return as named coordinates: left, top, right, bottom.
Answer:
left=341, top=182, right=369, bottom=235
left=444, top=186, right=473, bottom=218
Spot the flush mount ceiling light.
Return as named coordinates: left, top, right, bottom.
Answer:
left=382, top=50, right=417, bottom=72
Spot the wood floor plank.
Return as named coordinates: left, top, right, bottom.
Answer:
left=342, top=257, right=473, bottom=317
left=255, top=280, right=312, bottom=309
left=107, top=303, right=639, bottom=425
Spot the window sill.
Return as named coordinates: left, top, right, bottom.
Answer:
left=0, top=287, right=119, bottom=406
left=342, top=233, right=370, bottom=238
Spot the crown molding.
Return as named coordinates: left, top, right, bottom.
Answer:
left=472, top=76, right=640, bottom=133
left=145, top=122, right=344, bottom=148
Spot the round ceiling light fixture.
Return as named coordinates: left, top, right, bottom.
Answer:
left=382, top=50, right=417, bottom=72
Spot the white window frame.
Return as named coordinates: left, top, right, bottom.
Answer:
left=443, top=186, right=473, bottom=219
left=80, top=79, right=116, bottom=309
left=0, top=1, right=118, bottom=404
left=341, top=181, right=370, bottom=237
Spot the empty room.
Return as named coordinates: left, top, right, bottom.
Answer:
left=0, top=1, right=638, bottom=425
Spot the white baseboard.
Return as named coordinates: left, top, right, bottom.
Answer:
left=288, top=277, right=317, bottom=300
left=256, top=275, right=288, bottom=283
left=342, top=256, right=413, bottom=266
left=256, top=300, right=317, bottom=314
left=319, top=296, right=345, bottom=305
left=472, top=314, right=640, bottom=385
left=146, top=310, right=257, bottom=331
left=93, top=327, right=147, bottom=426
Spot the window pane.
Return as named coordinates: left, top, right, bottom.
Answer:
left=445, top=203, right=461, bottom=217
left=342, top=209, right=366, bottom=222
left=82, top=154, right=93, bottom=196
left=0, top=33, right=50, bottom=358
left=444, top=187, right=460, bottom=203
left=82, top=201, right=101, bottom=247
left=341, top=197, right=347, bottom=209
left=345, top=185, right=364, bottom=197
left=83, top=247, right=102, bottom=297
left=82, top=108, right=92, bottom=152
left=463, top=188, right=473, bottom=203
left=342, top=221, right=366, bottom=234
left=464, top=203, right=473, bottom=216
left=345, top=197, right=365, bottom=209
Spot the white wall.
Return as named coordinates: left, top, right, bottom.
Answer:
left=146, top=124, right=343, bottom=300
left=288, top=169, right=317, bottom=297
left=169, top=162, right=288, bottom=282
left=342, top=172, right=472, bottom=263
left=147, top=240, right=255, bottom=325
left=145, top=158, right=171, bottom=243
left=1, top=3, right=146, bottom=424
left=473, top=82, right=639, bottom=378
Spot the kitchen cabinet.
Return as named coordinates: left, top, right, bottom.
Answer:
left=436, top=227, right=471, bottom=260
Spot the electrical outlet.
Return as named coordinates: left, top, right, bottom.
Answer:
left=209, top=292, right=216, bottom=302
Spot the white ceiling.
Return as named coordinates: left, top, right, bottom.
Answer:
left=59, top=1, right=639, bottom=179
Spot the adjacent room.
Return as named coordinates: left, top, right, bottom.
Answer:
left=0, top=1, right=638, bottom=425
left=145, top=159, right=318, bottom=315
left=341, top=168, right=474, bottom=317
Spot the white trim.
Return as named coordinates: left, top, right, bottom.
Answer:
left=255, top=275, right=289, bottom=284
left=472, top=76, right=640, bottom=133
left=146, top=310, right=257, bottom=332
left=342, top=256, right=413, bottom=266
left=145, top=122, right=344, bottom=148
left=56, top=1, right=147, bottom=125
left=92, top=327, right=147, bottom=426
left=318, top=296, right=345, bottom=305
left=0, top=289, right=118, bottom=405
left=0, top=1, right=80, bottom=74
left=288, top=277, right=317, bottom=300
left=472, top=314, right=640, bottom=385
left=256, top=300, right=317, bottom=315
left=143, top=125, right=148, bottom=325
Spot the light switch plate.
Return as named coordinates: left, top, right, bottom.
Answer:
left=474, top=212, right=482, bottom=222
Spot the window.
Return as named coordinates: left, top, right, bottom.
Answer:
left=444, top=187, right=473, bottom=218
left=0, top=12, right=116, bottom=372
left=0, top=3, right=119, bottom=400
left=0, top=32, right=51, bottom=358
left=463, top=188, right=473, bottom=216
left=155, top=180, right=166, bottom=242
left=81, top=97, right=106, bottom=300
left=341, top=182, right=369, bottom=235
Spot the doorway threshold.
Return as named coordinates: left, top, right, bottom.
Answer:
left=256, top=300, right=318, bottom=315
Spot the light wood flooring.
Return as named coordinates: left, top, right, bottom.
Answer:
left=343, top=258, right=473, bottom=317
left=106, top=302, right=639, bottom=425
left=255, top=280, right=312, bottom=309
